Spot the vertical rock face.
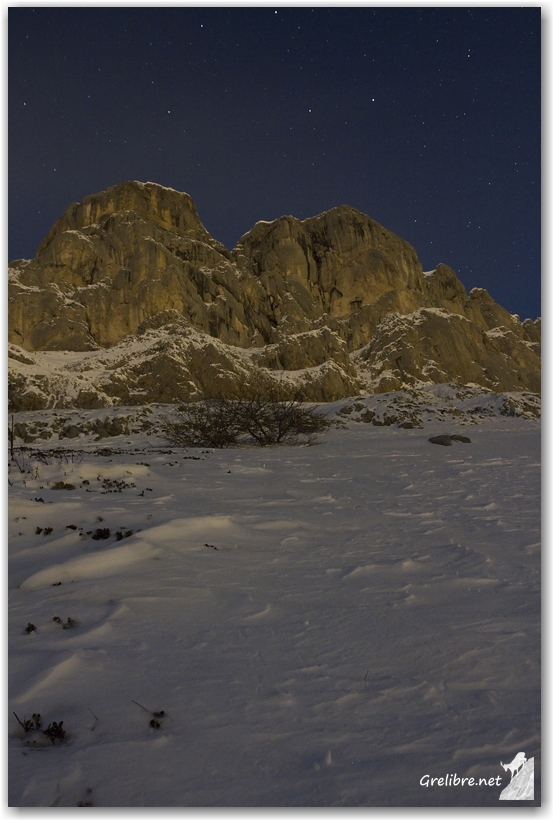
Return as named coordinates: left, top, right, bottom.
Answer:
left=234, top=205, right=425, bottom=318
left=36, top=180, right=217, bottom=254
left=10, top=181, right=249, bottom=351
left=8, top=180, right=540, bottom=410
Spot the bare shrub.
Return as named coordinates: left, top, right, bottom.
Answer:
left=161, top=381, right=331, bottom=448
left=161, top=399, right=240, bottom=448
left=229, top=383, right=331, bottom=445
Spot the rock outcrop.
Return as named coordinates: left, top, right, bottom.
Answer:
left=8, top=180, right=540, bottom=410
left=9, top=384, right=541, bottom=447
left=352, top=307, right=540, bottom=394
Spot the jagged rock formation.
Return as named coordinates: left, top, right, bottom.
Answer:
left=8, top=180, right=541, bottom=410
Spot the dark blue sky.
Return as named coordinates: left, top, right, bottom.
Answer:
left=9, top=6, right=541, bottom=319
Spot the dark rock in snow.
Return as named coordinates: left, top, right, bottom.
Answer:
left=59, top=424, right=81, bottom=439
left=429, top=434, right=472, bottom=446
left=429, top=435, right=453, bottom=446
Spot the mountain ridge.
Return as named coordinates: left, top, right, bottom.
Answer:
left=8, top=180, right=540, bottom=411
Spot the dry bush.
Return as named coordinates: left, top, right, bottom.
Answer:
left=161, top=381, right=331, bottom=448
left=161, top=399, right=240, bottom=448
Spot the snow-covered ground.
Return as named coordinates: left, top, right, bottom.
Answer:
left=8, top=399, right=540, bottom=807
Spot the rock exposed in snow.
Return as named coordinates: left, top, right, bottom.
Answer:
left=428, top=434, right=472, bottom=446
left=352, top=308, right=540, bottom=394
left=8, top=181, right=541, bottom=409
left=8, top=383, right=540, bottom=447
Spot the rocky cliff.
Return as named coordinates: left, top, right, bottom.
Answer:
left=8, top=181, right=540, bottom=410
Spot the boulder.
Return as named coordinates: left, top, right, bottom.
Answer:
left=428, top=434, right=472, bottom=446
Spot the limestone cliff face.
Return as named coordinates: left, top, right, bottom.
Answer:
left=9, top=181, right=256, bottom=351
left=8, top=180, right=540, bottom=410
left=36, top=180, right=215, bottom=254
left=352, top=308, right=541, bottom=394
left=234, top=206, right=424, bottom=318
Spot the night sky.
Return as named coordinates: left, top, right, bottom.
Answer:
left=9, top=5, right=541, bottom=320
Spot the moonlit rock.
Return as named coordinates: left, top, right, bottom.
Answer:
left=8, top=181, right=540, bottom=410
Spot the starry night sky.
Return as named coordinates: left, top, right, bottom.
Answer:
left=9, top=6, right=541, bottom=320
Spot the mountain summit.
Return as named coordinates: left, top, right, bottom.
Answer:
left=8, top=181, right=540, bottom=410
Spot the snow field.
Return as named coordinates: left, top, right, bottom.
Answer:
left=8, top=416, right=540, bottom=806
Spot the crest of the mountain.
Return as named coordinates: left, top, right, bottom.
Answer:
left=8, top=181, right=540, bottom=410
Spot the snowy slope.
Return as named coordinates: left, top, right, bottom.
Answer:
left=8, top=406, right=540, bottom=806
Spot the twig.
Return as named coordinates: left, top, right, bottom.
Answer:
left=88, top=707, right=99, bottom=722
left=13, top=712, right=26, bottom=730
left=131, top=699, right=150, bottom=713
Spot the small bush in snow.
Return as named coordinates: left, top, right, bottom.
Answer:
left=13, top=712, right=41, bottom=733
left=162, top=399, right=240, bottom=448
left=53, top=616, right=77, bottom=629
left=42, top=721, right=66, bottom=744
left=132, top=699, right=166, bottom=729
left=13, top=712, right=66, bottom=744
left=91, top=527, right=111, bottom=540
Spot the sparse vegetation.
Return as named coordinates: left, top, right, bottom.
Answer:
left=132, top=699, right=166, bottom=729
left=42, top=721, right=66, bottom=744
left=13, top=712, right=41, bottom=733
left=91, top=528, right=111, bottom=540
left=52, top=481, right=75, bottom=490
left=162, top=382, right=331, bottom=448
left=162, top=399, right=239, bottom=448
left=7, top=388, right=541, bottom=806
left=9, top=448, right=30, bottom=474
left=53, top=616, right=77, bottom=629
left=13, top=712, right=66, bottom=744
